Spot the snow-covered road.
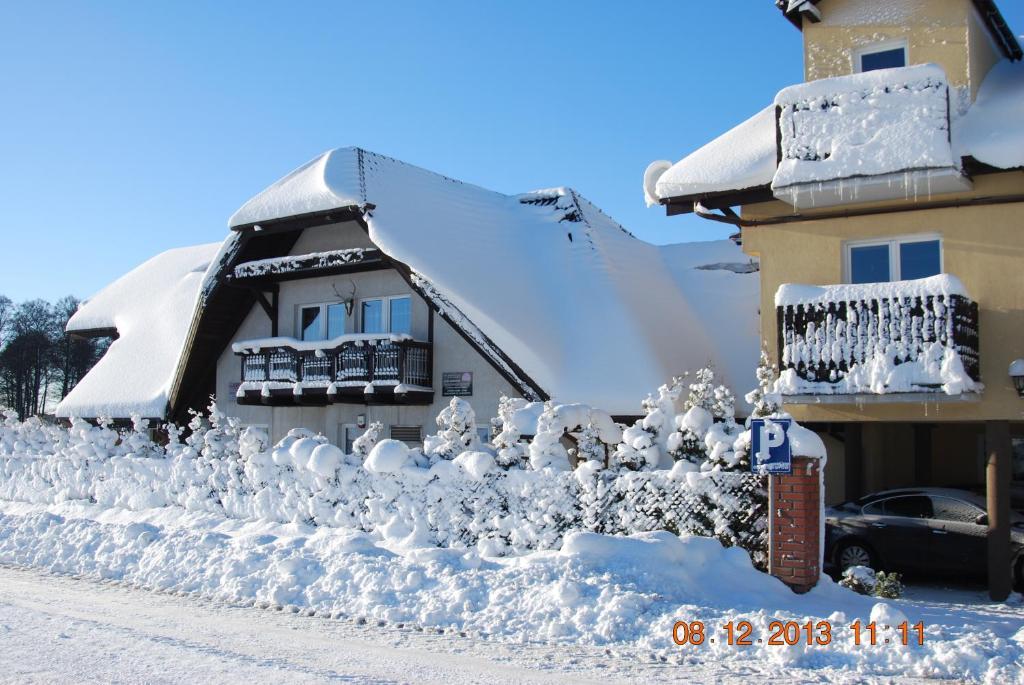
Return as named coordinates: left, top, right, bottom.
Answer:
left=0, top=565, right=752, bottom=684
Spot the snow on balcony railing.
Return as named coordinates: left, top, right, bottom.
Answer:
left=775, top=274, right=981, bottom=397
left=234, top=334, right=432, bottom=398
left=772, top=64, right=962, bottom=207
left=232, top=248, right=377, bottom=280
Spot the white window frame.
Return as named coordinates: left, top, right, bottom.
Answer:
left=296, top=300, right=348, bottom=341
left=844, top=234, right=942, bottom=283
left=358, top=295, right=412, bottom=335
left=854, top=39, right=908, bottom=73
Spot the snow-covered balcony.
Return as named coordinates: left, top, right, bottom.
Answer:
left=775, top=275, right=981, bottom=402
left=772, top=64, right=971, bottom=209
left=233, top=334, right=433, bottom=405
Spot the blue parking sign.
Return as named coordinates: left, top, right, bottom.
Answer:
left=750, top=418, right=792, bottom=474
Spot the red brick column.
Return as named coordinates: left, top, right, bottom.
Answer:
left=770, top=456, right=822, bottom=593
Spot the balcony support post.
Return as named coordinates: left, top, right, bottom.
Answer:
left=985, top=420, right=1012, bottom=601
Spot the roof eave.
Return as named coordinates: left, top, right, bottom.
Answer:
left=659, top=185, right=775, bottom=216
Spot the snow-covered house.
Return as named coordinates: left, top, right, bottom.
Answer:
left=645, top=0, right=1023, bottom=599
left=58, top=148, right=759, bottom=449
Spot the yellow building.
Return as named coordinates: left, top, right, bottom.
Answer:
left=646, top=0, right=1023, bottom=599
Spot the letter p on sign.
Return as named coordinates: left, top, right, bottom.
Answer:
left=750, top=418, right=792, bottom=474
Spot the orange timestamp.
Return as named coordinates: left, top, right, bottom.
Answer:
left=672, top=620, right=926, bottom=647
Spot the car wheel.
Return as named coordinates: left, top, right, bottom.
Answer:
left=836, top=540, right=877, bottom=571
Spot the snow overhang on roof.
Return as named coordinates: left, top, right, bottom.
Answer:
left=56, top=243, right=222, bottom=420
left=775, top=0, right=1022, bottom=61
left=223, top=148, right=761, bottom=415
left=648, top=59, right=1024, bottom=213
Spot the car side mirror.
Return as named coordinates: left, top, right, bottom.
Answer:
left=976, top=513, right=988, bottom=526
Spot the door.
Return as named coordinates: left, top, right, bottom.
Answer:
left=340, top=424, right=364, bottom=455
left=927, top=496, right=988, bottom=577
left=861, top=495, right=934, bottom=572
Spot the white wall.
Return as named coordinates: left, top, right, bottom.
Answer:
left=214, top=220, right=521, bottom=444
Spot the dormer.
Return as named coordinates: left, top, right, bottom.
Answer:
left=778, top=0, right=1021, bottom=104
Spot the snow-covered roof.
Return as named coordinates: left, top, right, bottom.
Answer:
left=230, top=148, right=760, bottom=415
left=649, top=59, right=1024, bottom=207
left=646, top=107, right=777, bottom=206
left=57, top=243, right=222, bottom=419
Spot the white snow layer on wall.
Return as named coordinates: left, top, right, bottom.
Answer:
left=230, top=148, right=760, bottom=414
left=56, top=243, right=222, bottom=419
left=652, top=106, right=777, bottom=202
left=650, top=59, right=1024, bottom=202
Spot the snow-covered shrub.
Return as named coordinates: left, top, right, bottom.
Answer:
left=491, top=396, right=537, bottom=469
left=840, top=567, right=904, bottom=599
left=424, top=398, right=480, bottom=463
left=352, top=421, right=383, bottom=461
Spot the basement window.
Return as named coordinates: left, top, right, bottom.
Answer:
left=846, top=236, right=941, bottom=284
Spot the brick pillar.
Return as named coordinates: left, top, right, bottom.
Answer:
left=770, top=456, right=822, bottom=593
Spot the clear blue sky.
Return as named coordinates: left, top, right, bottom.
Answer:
left=2, top=1, right=1021, bottom=303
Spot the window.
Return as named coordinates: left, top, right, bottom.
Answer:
left=883, top=495, right=933, bottom=519
left=930, top=497, right=984, bottom=524
left=476, top=425, right=492, bottom=445
left=300, top=306, right=324, bottom=341
left=360, top=295, right=412, bottom=335
left=857, top=44, right=907, bottom=73
left=299, top=302, right=349, bottom=341
left=846, top=237, right=941, bottom=284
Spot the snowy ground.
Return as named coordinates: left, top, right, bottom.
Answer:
left=0, top=564, right=985, bottom=685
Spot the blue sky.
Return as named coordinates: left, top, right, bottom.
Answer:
left=2, top=1, right=1021, bottom=303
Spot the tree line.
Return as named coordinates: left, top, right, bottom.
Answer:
left=0, top=295, right=108, bottom=420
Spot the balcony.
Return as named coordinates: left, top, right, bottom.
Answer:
left=772, top=64, right=971, bottom=209
left=233, top=335, right=433, bottom=405
left=775, top=275, right=980, bottom=401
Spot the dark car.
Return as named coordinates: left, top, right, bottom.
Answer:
left=825, top=488, right=1024, bottom=589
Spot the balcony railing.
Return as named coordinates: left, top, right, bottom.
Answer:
left=776, top=275, right=980, bottom=397
left=235, top=336, right=432, bottom=403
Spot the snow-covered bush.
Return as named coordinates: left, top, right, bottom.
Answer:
left=840, top=566, right=904, bottom=599
left=352, top=421, right=383, bottom=460
left=424, top=397, right=480, bottom=463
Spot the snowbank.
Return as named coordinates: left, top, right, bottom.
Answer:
left=56, top=243, right=222, bottom=419
left=0, top=502, right=1019, bottom=684
left=227, top=148, right=759, bottom=414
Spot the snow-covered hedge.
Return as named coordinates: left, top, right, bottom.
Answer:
left=0, top=365, right=822, bottom=563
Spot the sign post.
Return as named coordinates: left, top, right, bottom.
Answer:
left=751, top=418, right=792, bottom=576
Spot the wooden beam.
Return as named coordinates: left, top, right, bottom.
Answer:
left=985, top=420, right=1012, bottom=601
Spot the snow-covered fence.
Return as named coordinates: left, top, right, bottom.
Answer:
left=0, top=410, right=767, bottom=562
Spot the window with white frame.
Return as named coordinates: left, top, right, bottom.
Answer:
left=845, top=236, right=942, bottom=284
left=856, top=41, right=907, bottom=73
left=297, top=302, right=347, bottom=341
left=359, top=295, right=411, bottom=335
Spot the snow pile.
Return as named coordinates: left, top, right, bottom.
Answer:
left=773, top=64, right=954, bottom=190
left=227, top=148, right=760, bottom=414
left=0, top=504, right=1020, bottom=684
left=56, top=243, right=222, bottom=419
left=775, top=276, right=982, bottom=396
left=233, top=248, right=371, bottom=279
left=652, top=106, right=778, bottom=203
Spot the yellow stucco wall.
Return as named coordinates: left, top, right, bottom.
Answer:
left=742, top=171, right=1024, bottom=424
left=802, top=0, right=1002, bottom=100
